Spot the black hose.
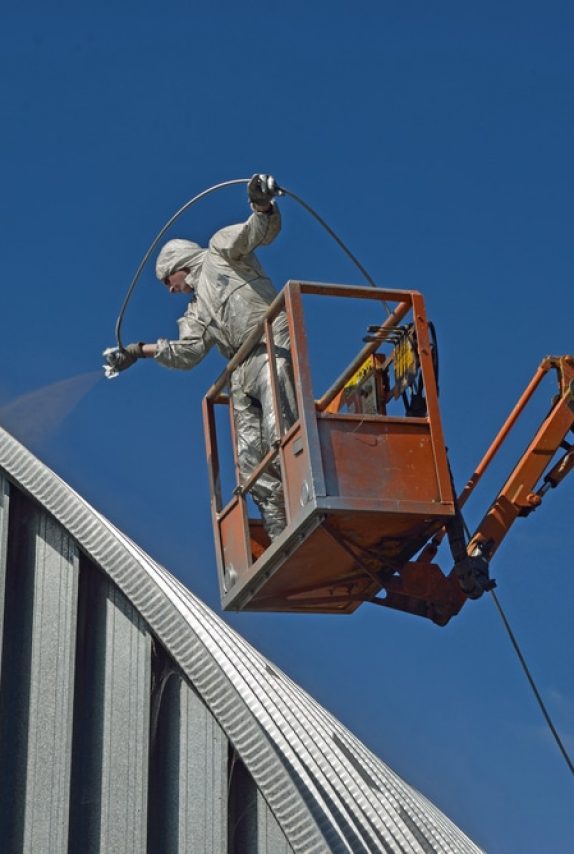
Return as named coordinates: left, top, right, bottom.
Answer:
left=114, top=177, right=387, bottom=348
left=280, top=188, right=391, bottom=314
left=115, top=178, right=248, bottom=349
left=489, top=588, right=574, bottom=776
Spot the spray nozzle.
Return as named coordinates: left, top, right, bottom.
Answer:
left=102, top=346, right=123, bottom=379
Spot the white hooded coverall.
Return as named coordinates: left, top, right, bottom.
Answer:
left=155, top=204, right=296, bottom=539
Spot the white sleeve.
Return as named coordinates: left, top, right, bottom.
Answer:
left=209, top=204, right=281, bottom=261
left=154, top=306, right=215, bottom=370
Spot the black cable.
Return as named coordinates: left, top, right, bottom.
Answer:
left=115, top=178, right=248, bottom=349
left=459, top=505, right=572, bottom=774
left=489, top=588, right=574, bottom=776
left=114, top=177, right=388, bottom=349
left=280, top=188, right=392, bottom=314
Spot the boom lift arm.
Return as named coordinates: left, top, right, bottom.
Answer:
left=204, top=281, right=574, bottom=626
left=406, top=355, right=574, bottom=624
left=463, top=355, right=574, bottom=559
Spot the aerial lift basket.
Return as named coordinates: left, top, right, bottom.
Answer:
left=203, top=281, right=459, bottom=617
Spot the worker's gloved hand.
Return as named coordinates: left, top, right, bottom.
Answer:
left=102, top=342, right=144, bottom=378
left=248, top=174, right=282, bottom=210
left=117, top=342, right=145, bottom=371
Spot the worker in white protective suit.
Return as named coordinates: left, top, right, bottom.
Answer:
left=111, top=175, right=296, bottom=540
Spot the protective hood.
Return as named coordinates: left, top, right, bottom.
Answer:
left=155, top=239, right=206, bottom=282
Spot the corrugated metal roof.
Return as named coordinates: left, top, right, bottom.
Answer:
left=0, top=425, right=483, bottom=853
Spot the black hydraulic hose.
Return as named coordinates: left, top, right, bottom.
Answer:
left=114, top=177, right=387, bottom=349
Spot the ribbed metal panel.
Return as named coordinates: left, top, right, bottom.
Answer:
left=0, top=488, right=35, bottom=851
left=148, top=670, right=229, bottom=854
left=99, top=581, right=151, bottom=852
left=0, top=492, right=78, bottom=852
left=22, top=509, right=78, bottom=854
left=0, top=425, right=483, bottom=854
left=178, top=677, right=227, bottom=852
left=0, top=474, right=8, bottom=666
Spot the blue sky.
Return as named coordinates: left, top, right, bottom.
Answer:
left=2, top=2, right=573, bottom=850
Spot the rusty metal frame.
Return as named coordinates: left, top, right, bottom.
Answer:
left=410, top=293, right=451, bottom=501
left=203, top=280, right=455, bottom=617
left=283, top=283, right=327, bottom=498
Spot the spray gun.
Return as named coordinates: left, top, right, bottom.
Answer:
left=102, top=342, right=145, bottom=378
left=103, top=175, right=382, bottom=379
left=102, top=347, right=125, bottom=379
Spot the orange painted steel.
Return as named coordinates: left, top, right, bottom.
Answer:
left=457, top=362, right=549, bottom=511
left=420, top=355, right=574, bottom=570
left=316, top=295, right=412, bottom=412
left=203, top=281, right=459, bottom=622
left=203, top=280, right=574, bottom=625
left=465, top=356, right=574, bottom=561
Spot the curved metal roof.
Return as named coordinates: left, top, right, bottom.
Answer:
left=0, top=425, right=483, bottom=853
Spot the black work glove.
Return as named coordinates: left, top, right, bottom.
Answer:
left=104, top=341, right=143, bottom=377
left=113, top=342, right=144, bottom=373
left=102, top=342, right=145, bottom=378
left=248, top=173, right=281, bottom=210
